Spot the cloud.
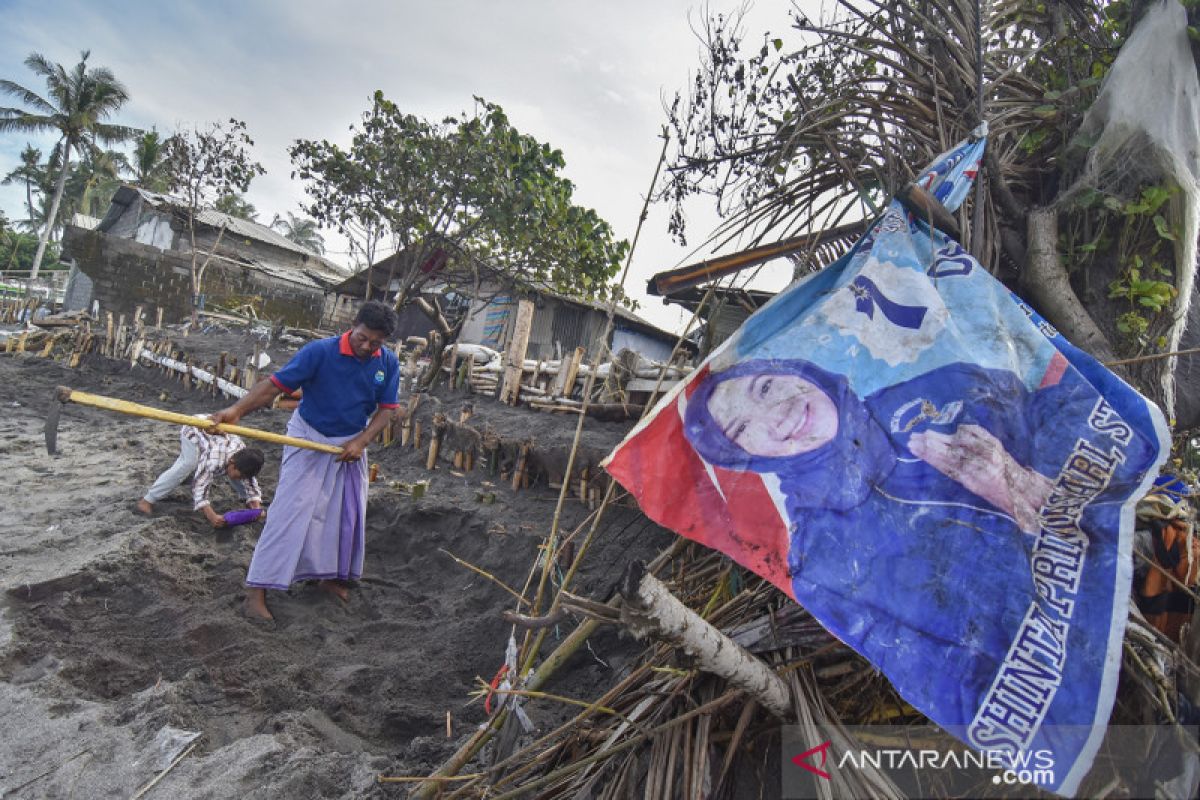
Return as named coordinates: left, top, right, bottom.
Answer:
left=0, top=0, right=800, bottom=333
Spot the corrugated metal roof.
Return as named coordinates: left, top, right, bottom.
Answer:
left=247, top=260, right=324, bottom=289
left=103, top=186, right=348, bottom=282
left=535, top=285, right=673, bottom=339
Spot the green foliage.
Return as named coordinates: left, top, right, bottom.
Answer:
left=270, top=212, right=325, bottom=254
left=289, top=93, right=628, bottom=307
left=0, top=226, right=60, bottom=271
left=63, top=146, right=129, bottom=218
left=131, top=129, right=171, bottom=192
left=1, top=144, right=44, bottom=228
left=161, top=119, right=266, bottom=305
left=1080, top=183, right=1184, bottom=350
left=1108, top=264, right=1176, bottom=311
left=213, top=192, right=258, bottom=221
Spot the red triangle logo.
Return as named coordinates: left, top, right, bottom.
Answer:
left=792, top=740, right=832, bottom=780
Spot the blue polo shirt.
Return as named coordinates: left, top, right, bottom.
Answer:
left=270, top=332, right=401, bottom=437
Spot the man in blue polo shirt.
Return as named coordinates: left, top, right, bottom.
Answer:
left=211, top=300, right=401, bottom=621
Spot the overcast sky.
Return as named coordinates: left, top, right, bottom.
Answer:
left=0, top=0, right=798, bottom=332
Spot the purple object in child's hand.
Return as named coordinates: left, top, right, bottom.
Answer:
left=222, top=508, right=263, bottom=527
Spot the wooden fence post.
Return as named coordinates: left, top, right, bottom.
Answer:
left=499, top=298, right=535, bottom=405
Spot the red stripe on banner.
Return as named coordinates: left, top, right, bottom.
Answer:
left=1040, top=351, right=1068, bottom=388
left=712, top=466, right=792, bottom=597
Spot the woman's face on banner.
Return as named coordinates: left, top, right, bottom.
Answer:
left=707, top=372, right=839, bottom=458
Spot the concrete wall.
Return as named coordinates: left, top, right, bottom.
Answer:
left=62, top=226, right=326, bottom=327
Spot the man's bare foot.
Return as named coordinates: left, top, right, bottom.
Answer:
left=318, top=579, right=350, bottom=603
left=244, top=588, right=274, bottom=621
left=136, top=499, right=153, bottom=515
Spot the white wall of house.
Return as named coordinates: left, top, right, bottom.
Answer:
left=135, top=214, right=174, bottom=249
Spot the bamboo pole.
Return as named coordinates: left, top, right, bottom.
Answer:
left=1105, top=346, right=1200, bottom=367
left=518, top=132, right=671, bottom=680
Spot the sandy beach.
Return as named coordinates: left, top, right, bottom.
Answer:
left=0, top=345, right=669, bottom=798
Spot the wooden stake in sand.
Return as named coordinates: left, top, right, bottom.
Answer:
left=512, top=440, right=532, bottom=491
left=500, top=298, right=535, bottom=405
left=426, top=413, right=448, bottom=470
left=557, top=346, right=585, bottom=398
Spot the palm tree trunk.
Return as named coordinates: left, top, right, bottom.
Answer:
left=30, top=138, right=72, bottom=279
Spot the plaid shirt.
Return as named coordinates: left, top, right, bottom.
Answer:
left=182, top=421, right=262, bottom=510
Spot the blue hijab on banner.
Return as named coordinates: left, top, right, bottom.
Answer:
left=604, top=133, right=1169, bottom=796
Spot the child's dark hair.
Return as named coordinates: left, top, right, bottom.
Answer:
left=231, top=448, right=265, bottom=478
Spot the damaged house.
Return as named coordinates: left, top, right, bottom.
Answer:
left=61, top=186, right=347, bottom=327
left=323, top=251, right=684, bottom=362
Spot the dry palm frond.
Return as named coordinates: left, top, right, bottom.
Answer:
left=662, top=0, right=1121, bottom=276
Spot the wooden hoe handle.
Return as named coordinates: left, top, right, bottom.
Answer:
left=56, top=386, right=344, bottom=456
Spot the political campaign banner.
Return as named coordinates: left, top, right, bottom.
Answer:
left=603, top=136, right=1170, bottom=795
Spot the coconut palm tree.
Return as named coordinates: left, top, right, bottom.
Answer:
left=213, top=191, right=258, bottom=221
left=131, top=128, right=169, bottom=192
left=0, top=51, right=138, bottom=277
left=1, top=143, right=43, bottom=228
left=271, top=211, right=326, bottom=254
left=66, top=146, right=130, bottom=219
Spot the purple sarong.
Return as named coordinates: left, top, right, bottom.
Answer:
left=246, top=411, right=367, bottom=590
